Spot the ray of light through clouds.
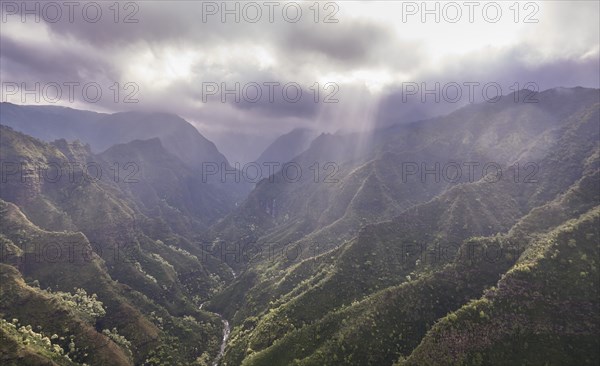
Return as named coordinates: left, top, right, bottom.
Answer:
left=1, top=0, right=599, bottom=162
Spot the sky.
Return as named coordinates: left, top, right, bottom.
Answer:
left=1, top=0, right=599, bottom=162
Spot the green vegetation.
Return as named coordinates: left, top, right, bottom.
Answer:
left=0, top=318, right=82, bottom=366
left=0, top=126, right=227, bottom=365
left=1, top=88, right=599, bottom=365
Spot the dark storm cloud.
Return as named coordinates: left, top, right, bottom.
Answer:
left=0, top=1, right=402, bottom=122
left=233, top=87, right=319, bottom=119
left=1, top=0, right=598, bottom=160
left=17, top=1, right=389, bottom=58
left=280, top=21, right=392, bottom=64
left=7, top=1, right=402, bottom=70
left=0, top=33, right=119, bottom=82
left=2, top=1, right=239, bottom=46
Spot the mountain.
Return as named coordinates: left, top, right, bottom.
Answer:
left=255, top=128, right=318, bottom=167
left=235, top=169, right=599, bottom=365
left=202, top=87, right=600, bottom=365
left=98, top=137, right=236, bottom=229
left=0, top=103, right=229, bottom=171
left=400, top=207, right=599, bottom=366
left=1, top=87, right=598, bottom=366
left=0, top=103, right=104, bottom=142
left=0, top=125, right=235, bottom=365
left=91, top=111, right=229, bottom=170
left=206, top=87, right=599, bottom=274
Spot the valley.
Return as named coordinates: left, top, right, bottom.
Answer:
left=1, top=87, right=598, bottom=365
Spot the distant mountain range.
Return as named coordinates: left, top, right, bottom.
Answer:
left=0, top=103, right=228, bottom=170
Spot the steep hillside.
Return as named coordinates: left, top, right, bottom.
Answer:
left=99, top=138, right=236, bottom=229
left=91, top=111, right=229, bottom=170
left=206, top=89, right=600, bottom=365
left=0, top=199, right=224, bottom=365
left=208, top=88, right=599, bottom=317
left=255, top=128, right=318, bottom=166
left=400, top=207, right=599, bottom=366
left=222, top=141, right=599, bottom=366
left=0, top=126, right=234, bottom=365
left=210, top=88, right=599, bottom=273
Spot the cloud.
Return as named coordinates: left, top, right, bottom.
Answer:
left=1, top=0, right=598, bottom=161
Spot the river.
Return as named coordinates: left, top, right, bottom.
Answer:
left=212, top=314, right=231, bottom=366
left=204, top=267, right=236, bottom=365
